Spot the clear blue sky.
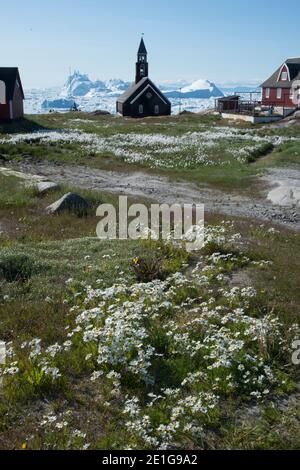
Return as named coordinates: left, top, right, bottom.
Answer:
left=1, top=0, right=300, bottom=88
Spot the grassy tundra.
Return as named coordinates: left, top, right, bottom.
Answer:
left=0, top=113, right=300, bottom=450
left=1, top=112, right=300, bottom=188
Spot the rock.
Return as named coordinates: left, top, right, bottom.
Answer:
left=0, top=154, right=8, bottom=162
left=46, top=193, right=89, bottom=215
left=268, top=186, right=300, bottom=207
left=0, top=167, right=43, bottom=181
left=90, top=110, right=111, bottom=116
left=179, top=110, right=194, bottom=115
left=294, top=110, right=300, bottom=120
left=36, top=181, right=59, bottom=194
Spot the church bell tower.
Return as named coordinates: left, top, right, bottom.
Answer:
left=135, top=37, right=149, bottom=84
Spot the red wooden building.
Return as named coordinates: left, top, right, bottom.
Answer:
left=261, top=58, right=300, bottom=109
left=0, top=68, right=25, bottom=121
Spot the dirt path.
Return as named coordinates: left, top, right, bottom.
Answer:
left=3, top=161, right=300, bottom=230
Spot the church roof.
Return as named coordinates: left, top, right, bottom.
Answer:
left=138, top=38, right=147, bottom=54
left=117, top=77, right=170, bottom=105
left=117, top=78, right=148, bottom=104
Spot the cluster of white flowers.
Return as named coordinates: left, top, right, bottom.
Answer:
left=3, top=337, right=63, bottom=383
left=41, top=365, right=62, bottom=380
left=0, top=363, right=19, bottom=376
left=1, top=222, right=296, bottom=449
left=39, top=410, right=90, bottom=449
left=40, top=412, right=69, bottom=429
left=55, top=227, right=290, bottom=448
left=1, top=126, right=298, bottom=170
left=123, top=389, right=218, bottom=449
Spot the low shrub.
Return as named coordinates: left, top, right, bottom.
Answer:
left=131, top=256, right=164, bottom=282
left=0, top=254, right=36, bottom=282
left=247, top=142, right=274, bottom=163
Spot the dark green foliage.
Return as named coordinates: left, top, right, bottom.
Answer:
left=0, top=254, right=36, bottom=282
left=247, top=142, right=274, bottom=162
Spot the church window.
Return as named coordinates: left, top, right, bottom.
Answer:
left=146, top=92, right=152, bottom=99
left=154, top=105, right=159, bottom=114
left=139, top=104, right=144, bottom=114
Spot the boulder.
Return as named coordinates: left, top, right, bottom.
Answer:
left=179, top=110, right=194, bottom=115
left=267, top=185, right=300, bottom=207
left=90, top=110, right=111, bottom=116
left=36, top=181, right=59, bottom=194
left=46, top=193, right=89, bottom=215
left=294, top=110, right=300, bottom=120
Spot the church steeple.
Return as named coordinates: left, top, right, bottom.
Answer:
left=136, top=37, right=148, bottom=83
left=138, top=37, right=147, bottom=55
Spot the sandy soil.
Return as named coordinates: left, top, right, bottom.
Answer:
left=2, top=161, right=300, bottom=231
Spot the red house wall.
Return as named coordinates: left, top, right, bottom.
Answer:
left=262, top=87, right=295, bottom=107
left=0, top=103, right=10, bottom=120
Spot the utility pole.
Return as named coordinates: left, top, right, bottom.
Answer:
left=179, top=88, right=182, bottom=114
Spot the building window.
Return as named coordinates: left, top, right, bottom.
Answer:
left=146, top=92, right=152, bottom=99
left=277, top=88, right=282, bottom=99
left=281, top=71, right=288, bottom=81
left=154, top=105, right=159, bottom=115
left=0, top=80, right=6, bottom=104
left=139, top=104, right=143, bottom=114
left=265, top=88, right=270, bottom=99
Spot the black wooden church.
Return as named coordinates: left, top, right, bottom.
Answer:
left=116, top=38, right=171, bottom=117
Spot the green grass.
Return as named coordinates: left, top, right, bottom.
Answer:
left=1, top=114, right=300, bottom=450
left=0, top=237, right=147, bottom=343
left=1, top=112, right=295, bottom=193
left=0, top=174, right=140, bottom=242
left=0, top=117, right=47, bottom=135
left=0, top=113, right=299, bottom=196
left=255, top=141, right=300, bottom=168
left=213, top=402, right=300, bottom=450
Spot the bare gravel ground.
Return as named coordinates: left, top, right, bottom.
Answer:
left=2, top=161, right=300, bottom=230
